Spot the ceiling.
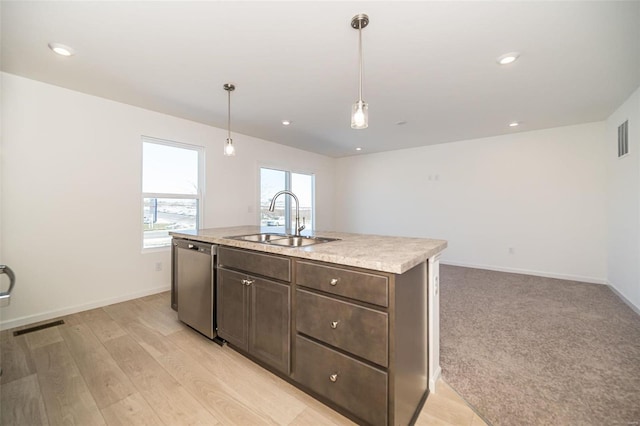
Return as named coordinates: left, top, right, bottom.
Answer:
left=2, top=1, right=639, bottom=158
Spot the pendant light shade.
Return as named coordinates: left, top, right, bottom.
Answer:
left=223, top=83, right=236, bottom=156
left=351, top=14, right=369, bottom=130
left=351, top=100, right=368, bottom=129
left=224, top=138, right=235, bottom=156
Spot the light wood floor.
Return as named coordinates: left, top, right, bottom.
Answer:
left=1, top=292, right=487, bottom=426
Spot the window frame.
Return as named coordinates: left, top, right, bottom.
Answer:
left=258, top=165, right=316, bottom=233
left=141, top=136, right=205, bottom=251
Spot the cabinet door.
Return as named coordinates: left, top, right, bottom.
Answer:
left=217, top=268, right=249, bottom=351
left=249, top=277, right=291, bottom=374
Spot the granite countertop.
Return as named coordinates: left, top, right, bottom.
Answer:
left=170, top=226, right=447, bottom=274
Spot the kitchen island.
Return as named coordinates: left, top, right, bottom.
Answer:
left=170, top=226, right=447, bottom=426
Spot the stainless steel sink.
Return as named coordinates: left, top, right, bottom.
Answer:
left=268, top=236, right=339, bottom=247
left=226, top=233, right=339, bottom=247
left=230, top=233, right=287, bottom=242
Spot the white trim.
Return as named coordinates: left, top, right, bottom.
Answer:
left=428, top=254, right=441, bottom=392
left=257, top=159, right=320, bottom=178
left=141, top=135, right=204, bottom=151
left=440, top=260, right=607, bottom=285
left=429, top=366, right=442, bottom=394
left=142, top=193, right=199, bottom=199
left=198, top=145, right=206, bottom=229
left=309, top=173, right=316, bottom=232
left=0, top=285, right=170, bottom=331
left=141, top=246, right=171, bottom=254
left=607, top=281, right=640, bottom=315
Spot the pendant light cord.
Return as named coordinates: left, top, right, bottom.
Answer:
left=227, top=88, right=231, bottom=140
left=358, top=21, right=363, bottom=102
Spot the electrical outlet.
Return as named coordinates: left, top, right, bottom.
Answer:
left=155, top=262, right=163, bottom=272
left=509, top=247, right=515, bottom=255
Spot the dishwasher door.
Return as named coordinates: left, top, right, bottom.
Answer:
left=173, top=238, right=217, bottom=339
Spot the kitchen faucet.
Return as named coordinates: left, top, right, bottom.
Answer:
left=268, top=190, right=305, bottom=236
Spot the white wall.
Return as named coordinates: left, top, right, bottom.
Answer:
left=0, top=69, right=4, bottom=266
left=335, top=122, right=608, bottom=284
left=3, top=70, right=638, bottom=328
left=606, top=87, right=640, bottom=311
left=0, top=73, right=335, bottom=329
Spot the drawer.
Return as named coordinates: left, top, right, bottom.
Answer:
left=295, top=335, right=387, bottom=426
left=296, top=261, right=388, bottom=307
left=296, top=289, right=388, bottom=367
left=219, top=246, right=291, bottom=282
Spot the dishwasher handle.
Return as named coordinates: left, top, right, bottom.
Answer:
left=0, top=265, right=16, bottom=304
left=173, top=238, right=214, bottom=256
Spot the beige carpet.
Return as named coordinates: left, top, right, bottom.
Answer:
left=440, top=265, right=640, bottom=426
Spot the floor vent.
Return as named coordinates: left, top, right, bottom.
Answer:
left=13, top=319, right=65, bottom=336
left=618, top=120, right=629, bottom=157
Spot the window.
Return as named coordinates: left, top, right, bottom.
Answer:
left=260, top=167, right=315, bottom=232
left=142, top=137, right=203, bottom=249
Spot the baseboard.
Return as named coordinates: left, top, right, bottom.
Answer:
left=429, top=365, right=442, bottom=393
left=440, top=260, right=607, bottom=285
left=0, top=285, right=171, bottom=331
left=606, top=282, right=640, bottom=315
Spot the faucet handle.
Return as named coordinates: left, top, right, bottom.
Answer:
left=298, top=217, right=306, bottom=233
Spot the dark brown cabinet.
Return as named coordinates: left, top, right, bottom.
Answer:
left=216, top=268, right=249, bottom=350
left=216, top=245, right=429, bottom=425
left=296, top=288, right=389, bottom=367
left=249, top=277, right=290, bottom=372
left=294, top=259, right=429, bottom=426
left=296, top=260, right=389, bottom=307
left=217, top=247, right=291, bottom=374
left=295, top=335, right=388, bottom=425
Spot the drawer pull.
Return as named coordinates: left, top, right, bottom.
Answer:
left=330, top=320, right=340, bottom=329
left=330, top=278, right=339, bottom=286
left=241, top=279, right=255, bottom=286
left=329, top=373, right=338, bottom=382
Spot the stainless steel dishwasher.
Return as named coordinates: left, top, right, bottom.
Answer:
left=172, top=238, right=222, bottom=343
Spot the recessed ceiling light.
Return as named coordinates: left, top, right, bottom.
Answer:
left=497, top=52, right=520, bottom=65
left=281, top=120, right=291, bottom=126
left=48, top=42, right=76, bottom=57
left=509, top=121, right=520, bottom=127
left=356, top=147, right=362, bottom=151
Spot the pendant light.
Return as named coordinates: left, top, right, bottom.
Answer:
left=223, top=83, right=236, bottom=156
left=351, top=14, right=369, bottom=129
